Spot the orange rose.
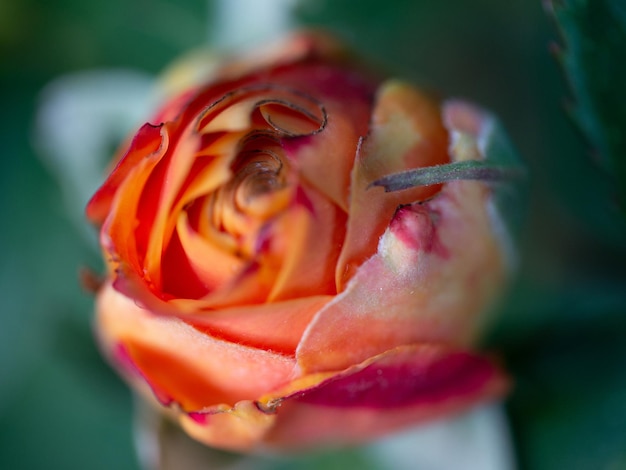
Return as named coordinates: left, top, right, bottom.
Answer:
left=86, top=32, right=511, bottom=452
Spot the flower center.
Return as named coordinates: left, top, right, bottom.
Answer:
left=168, top=85, right=330, bottom=298
left=232, top=149, right=288, bottom=217
left=204, top=133, right=293, bottom=260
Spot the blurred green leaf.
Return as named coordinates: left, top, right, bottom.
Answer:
left=547, top=0, right=626, bottom=214
left=505, top=302, right=626, bottom=470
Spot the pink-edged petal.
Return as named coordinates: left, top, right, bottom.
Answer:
left=96, top=282, right=296, bottom=412
left=443, top=99, right=492, bottom=159
left=297, top=171, right=507, bottom=374
left=166, top=344, right=506, bottom=453
left=441, top=99, right=519, bottom=270
left=281, top=63, right=376, bottom=212
left=178, top=400, right=278, bottom=453
left=262, top=344, right=508, bottom=449
left=336, top=80, right=450, bottom=287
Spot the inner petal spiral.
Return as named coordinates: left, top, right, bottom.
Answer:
left=160, top=86, right=337, bottom=304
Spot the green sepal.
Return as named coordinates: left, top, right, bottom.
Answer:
left=371, top=160, right=524, bottom=193
left=372, top=113, right=527, bottom=239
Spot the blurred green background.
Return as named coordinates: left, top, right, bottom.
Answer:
left=1, top=0, right=625, bottom=469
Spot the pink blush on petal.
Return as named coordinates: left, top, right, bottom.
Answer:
left=389, top=205, right=449, bottom=259
left=282, top=134, right=314, bottom=157
left=187, top=412, right=210, bottom=425
left=293, top=349, right=500, bottom=409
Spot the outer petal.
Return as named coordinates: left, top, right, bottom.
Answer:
left=297, top=103, right=508, bottom=373
left=96, top=283, right=296, bottom=411
left=178, top=400, right=278, bottom=453
left=86, top=122, right=165, bottom=225
left=266, top=344, right=507, bottom=449
left=336, top=81, right=450, bottom=286
left=175, top=344, right=507, bottom=451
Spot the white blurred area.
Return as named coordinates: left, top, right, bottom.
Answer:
left=35, top=70, right=156, bottom=236
left=209, top=0, right=300, bottom=51
left=366, top=404, right=515, bottom=470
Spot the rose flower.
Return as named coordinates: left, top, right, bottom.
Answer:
left=86, top=32, right=511, bottom=452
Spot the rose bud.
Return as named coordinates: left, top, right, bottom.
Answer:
left=86, top=31, right=518, bottom=452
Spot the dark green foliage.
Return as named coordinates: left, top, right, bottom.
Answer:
left=548, top=0, right=626, bottom=214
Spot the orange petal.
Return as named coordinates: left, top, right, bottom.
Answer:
left=86, top=122, right=165, bottom=225
left=96, top=282, right=296, bottom=412
left=175, top=209, right=245, bottom=291
left=100, top=129, right=169, bottom=279
left=267, top=184, right=347, bottom=301
left=297, top=166, right=507, bottom=374
left=143, top=126, right=201, bottom=288
left=185, top=295, right=331, bottom=357
left=336, top=80, right=450, bottom=288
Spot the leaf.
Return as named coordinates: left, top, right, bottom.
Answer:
left=546, top=0, right=626, bottom=213
left=503, top=299, right=626, bottom=470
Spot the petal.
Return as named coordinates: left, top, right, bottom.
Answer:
left=86, top=122, right=165, bottom=225
left=281, top=63, right=376, bottom=212
left=267, top=184, right=347, bottom=301
left=98, top=130, right=170, bottom=280
left=209, top=30, right=354, bottom=86
left=263, top=344, right=508, bottom=449
left=175, top=181, right=345, bottom=308
left=168, top=344, right=507, bottom=452
left=336, top=80, right=450, bottom=287
left=175, top=209, right=245, bottom=291
left=297, top=171, right=507, bottom=373
left=186, top=295, right=332, bottom=356
left=442, top=99, right=522, bottom=271
left=143, top=126, right=201, bottom=288
left=178, top=400, right=277, bottom=453
left=96, top=282, right=296, bottom=411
